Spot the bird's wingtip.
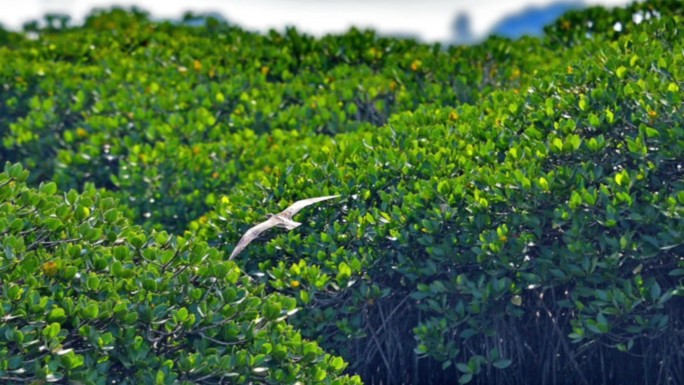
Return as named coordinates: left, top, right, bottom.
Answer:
left=284, top=221, right=302, bottom=230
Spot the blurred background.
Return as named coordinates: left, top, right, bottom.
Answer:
left=2, top=0, right=637, bottom=44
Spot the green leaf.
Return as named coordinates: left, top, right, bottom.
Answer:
left=605, top=109, right=615, bottom=124
left=48, top=307, right=67, bottom=323
left=492, top=359, right=512, bottom=369
left=433, top=279, right=450, bottom=293
left=143, top=278, right=157, bottom=291
left=578, top=96, right=587, bottom=111
left=60, top=350, right=85, bottom=370
left=80, top=303, right=99, bottom=320
left=456, top=363, right=471, bottom=373
left=313, top=367, right=327, bottom=381
left=650, top=281, right=661, bottom=300
left=40, top=182, right=58, bottom=195
left=43, top=217, right=63, bottom=231
left=329, top=356, right=346, bottom=372
left=589, top=113, right=600, bottom=127
left=87, top=275, right=100, bottom=291
left=569, top=191, right=582, bottom=209
left=597, top=312, right=608, bottom=327
left=566, top=134, right=581, bottom=151
left=174, top=307, right=189, bottom=323
left=337, top=262, right=352, bottom=281
left=437, top=180, right=450, bottom=195
left=300, top=290, right=311, bottom=304
left=104, top=209, right=119, bottom=222
left=587, top=137, right=598, bottom=151
left=43, top=322, right=61, bottom=339
left=155, top=370, right=165, bottom=385
left=124, top=312, right=138, bottom=324
left=263, top=301, right=282, bottom=321
left=415, top=344, right=428, bottom=355
left=538, top=177, right=549, bottom=191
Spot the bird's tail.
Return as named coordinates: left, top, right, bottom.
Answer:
left=283, top=221, right=302, bottom=230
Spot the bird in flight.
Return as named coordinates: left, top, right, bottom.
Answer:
left=229, top=195, right=340, bottom=260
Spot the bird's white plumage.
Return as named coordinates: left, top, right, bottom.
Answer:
left=277, top=195, right=341, bottom=218
left=229, top=195, right=340, bottom=259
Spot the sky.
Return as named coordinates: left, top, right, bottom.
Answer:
left=0, top=0, right=636, bottom=43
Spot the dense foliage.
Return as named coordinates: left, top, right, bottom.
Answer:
left=0, top=163, right=360, bottom=384
left=1, top=1, right=683, bottom=384
left=0, top=7, right=572, bottom=233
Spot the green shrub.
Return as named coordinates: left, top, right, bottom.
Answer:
left=0, top=6, right=569, bottom=232
left=0, top=162, right=360, bottom=385
left=2, top=1, right=684, bottom=384
left=192, top=5, right=684, bottom=384
left=544, top=0, right=684, bottom=46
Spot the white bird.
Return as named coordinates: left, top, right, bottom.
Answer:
left=229, top=195, right=340, bottom=260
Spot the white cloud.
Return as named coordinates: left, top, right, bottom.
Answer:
left=1, top=0, right=635, bottom=42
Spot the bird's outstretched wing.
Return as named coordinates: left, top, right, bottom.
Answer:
left=229, top=217, right=278, bottom=260
left=278, top=195, right=340, bottom=219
